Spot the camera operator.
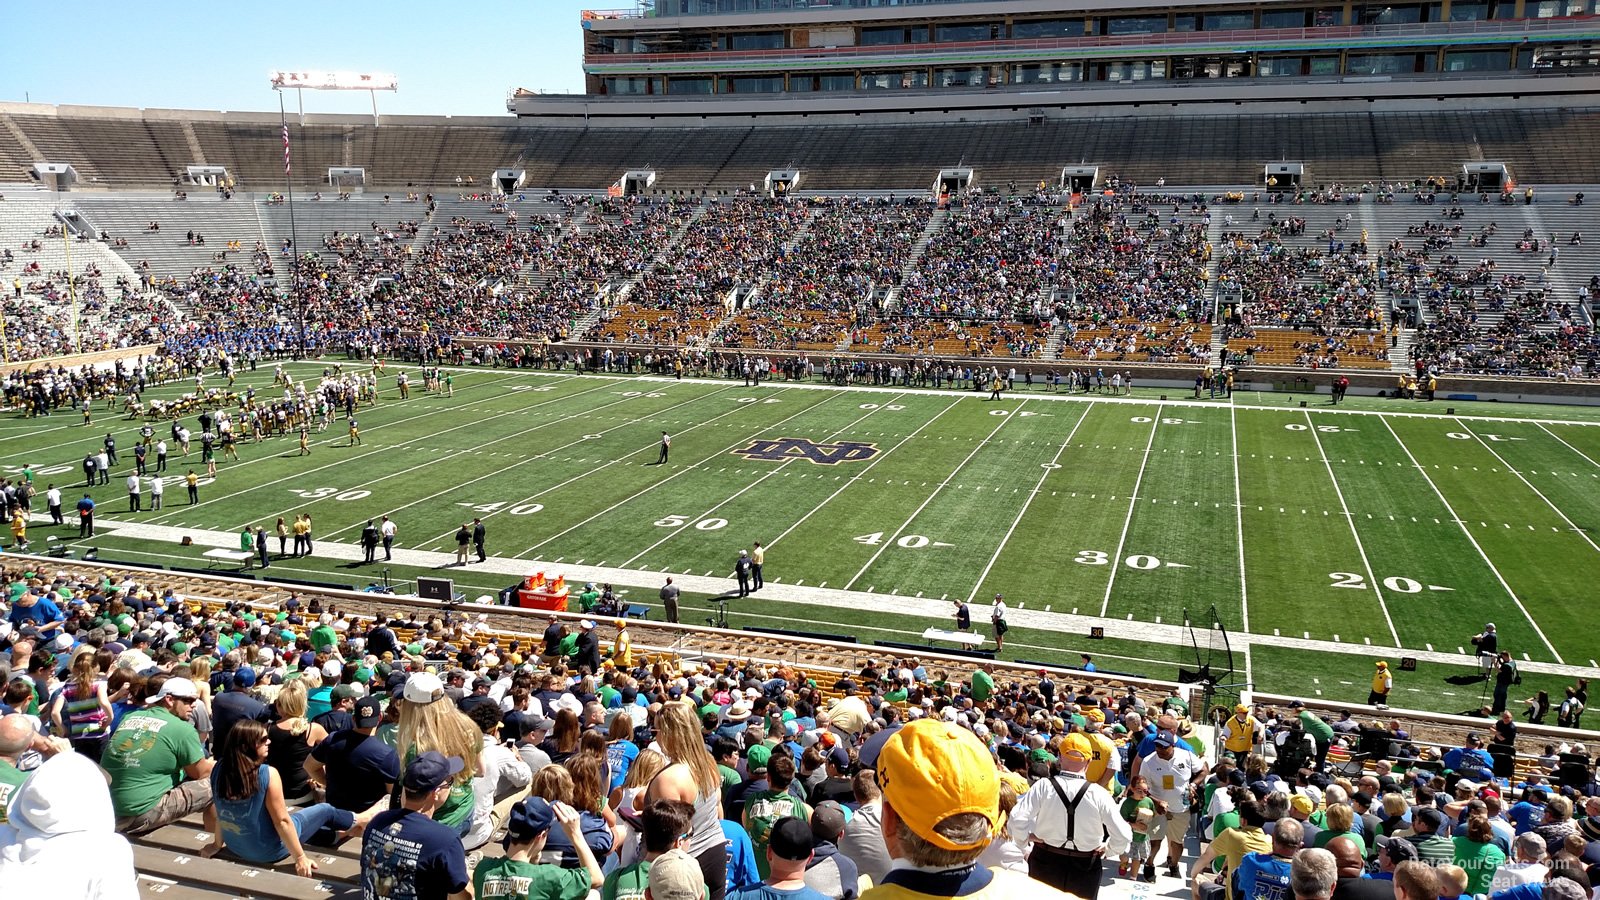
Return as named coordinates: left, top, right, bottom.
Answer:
left=1471, top=623, right=1498, bottom=657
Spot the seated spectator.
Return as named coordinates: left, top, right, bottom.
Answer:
left=1235, top=818, right=1302, bottom=900
left=474, top=796, right=606, bottom=900
left=101, top=676, right=216, bottom=836
left=1391, top=862, right=1439, bottom=900
left=203, top=719, right=368, bottom=876
left=303, top=696, right=398, bottom=838
left=1490, top=832, right=1549, bottom=894
left=603, top=798, right=695, bottom=900
left=1329, top=836, right=1392, bottom=900
left=650, top=849, right=715, bottom=900
left=0, top=749, right=138, bottom=898
left=361, top=752, right=470, bottom=899
left=804, top=801, right=860, bottom=900
left=1291, top=847, right=1338, bottom=900
left=732, top=816, right=830, bottom=900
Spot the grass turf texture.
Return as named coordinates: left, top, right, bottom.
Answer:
left=8, top=360, right=1599, bottom=710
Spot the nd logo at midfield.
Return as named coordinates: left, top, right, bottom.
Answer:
left=733, top=437, right=880, bottom=466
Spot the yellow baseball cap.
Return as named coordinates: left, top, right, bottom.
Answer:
left=1235, top=704, right=1250, bottom=714
left=875, top=719, right=999, bottom=851
left=1290, top=795, right=1316, bottom=815
left=1057, top=733, right=1094, bottom=760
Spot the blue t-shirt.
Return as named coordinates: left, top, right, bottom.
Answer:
left=721, top=819, right=761, bottom=895
left=730, top=884, right=831, bottom=900
left=1508, top=801, right=1545, bottom=835
left=606, top=739, right=639, bottom=792
left=8, top=597, right=63, bottom=630
left=312, top=729, right=400, bottom=813
left=1235, top=851, right=1293, bottom=900
left=1490, top=884, right=1544, bottom=900
left=361, top=807, right=469, bottom=900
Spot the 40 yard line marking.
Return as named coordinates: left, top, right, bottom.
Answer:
left=1381, top=415, right=1562, bottom=663
left=765, top=397, right=963, bottom=552
left=966, top=402, right=1093, bottom=603
left=1098, top=404, right=1159, bottom=617
left=844, top=399, right=1028, bottom=591
left=620, top=393, right=907, bottom=568
left=1307, top=411, right=1399, bottom=647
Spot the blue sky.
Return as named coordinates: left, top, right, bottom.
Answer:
left=0, top=1, right=601, bottom=117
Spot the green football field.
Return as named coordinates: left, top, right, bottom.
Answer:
left=7, top=360, right=1599, bottom=714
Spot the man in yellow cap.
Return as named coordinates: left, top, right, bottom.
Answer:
left=865, top=719, right=1077, bottom=900
left=1367, top=662, right=1392, bottom=708
left=1008, top=732, right=1130, bottom=899
left=1220, top=704, right=1262, bottom=766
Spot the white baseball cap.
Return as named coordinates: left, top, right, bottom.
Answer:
left=147, top=677, right=200, bottom=705
left=402, top=671, right=445, bottom=704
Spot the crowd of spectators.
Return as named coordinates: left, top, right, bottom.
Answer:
left=0, top=562, right=1597, bottom=899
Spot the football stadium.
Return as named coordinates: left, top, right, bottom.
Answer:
left=2, top=1, right=1600, bottom=897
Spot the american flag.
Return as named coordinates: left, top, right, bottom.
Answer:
left=282, top=124, right=291, bottom=175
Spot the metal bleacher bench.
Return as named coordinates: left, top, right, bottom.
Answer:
left=921, top=627, right=985, bottom=649
left=201, top=548, right=253, bottom=571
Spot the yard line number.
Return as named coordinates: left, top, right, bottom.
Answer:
left=655, top=514, right=728, bottom=530
left=1074, top=550, right=1188, bottom=569
left=1329, top=572, right=1452, bottom=593
left=457, top=501, right=545, bottom=515
left=288, top=487, right=372, bottom=501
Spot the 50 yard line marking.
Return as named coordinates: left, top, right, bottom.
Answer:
left=765, top=397, right=963, bottom=552
left=1098, top=405, right=1159, bottom=617
left=966, top=402, right=1093, bottom=603
left=1381, top=415, right=1561, bottom=662
left=844, top=399, right=1028, bottom=591
left=1306, top=411, right=1399, bottom=647
left=515, top=390, right=836, bottom=559
left=621, top=393, right=908, bottom=568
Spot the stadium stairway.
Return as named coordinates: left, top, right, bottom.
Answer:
left=0, top=196, right=153, bottom=329
left=882, top=208, right=946, bottom=314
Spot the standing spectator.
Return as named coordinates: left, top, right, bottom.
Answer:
left=185, top=469, right=199, bottom=504
left=101, top=677, right=216, bottom=836
left=646, top=701, right=731, bottom=900
left=380, top=515, right=397, bottom=560
left=76, top=494, right=95, bottom=537
left=474, top=797, right=605, bottom=900
left=805, top=801, right=859, bottom=900
left=455, top=523, right=472, bottom=566
left=48, top=649, right=112, bottom=762
left=473, top=518, right=487, bottom=562
left=148, top=474, right=163, bottom=510
left=837, top=770, right=890, bottom=886
left=661, top=577, right=680, bottom=624
left=360, top=752, right=471, bottom=900
left=1008, top=733, right=1130, bottom=898
left=202, top=720, right=364, bottom=877
left=990, top=595, right=1008, bottom=652
left=210, top=668, right=271, bottom=758
left=45, top=484, right=61, bottom=525
left=255, top=526, right=270, bottom=569
left=751, top=541, right=765, bottom=591
left=745, top=755, right=813, bottom=879
left=1139, top=730, right=1207, bottom=881
left=125, top=473, right=141, bottom=512
left=360, top=519, right=379, bottom=564
left=735, top=550, right=753, bottom=598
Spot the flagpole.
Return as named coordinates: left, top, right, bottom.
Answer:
left=278, top=89, right=305, bottom=360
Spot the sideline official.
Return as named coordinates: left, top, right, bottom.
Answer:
left=1008, top=733, right=1131, bottom=900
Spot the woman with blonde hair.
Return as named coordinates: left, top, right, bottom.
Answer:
left=396, top=673, right=482, bottom=838
left=610, top=748, right=669, bottom=814
left=646, top=700, right=728, bottom=900
left=50, top=649, right=112, bottom=761
left=267, top=679, right=328, bottom=805
left=529, top=763, right=614, bottom=866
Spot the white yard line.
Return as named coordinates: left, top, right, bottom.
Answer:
left=408, top=385, right=750, bottom=549
left=765, top=397, right=963, bottom=551
left=1098, top=405, right=1159, bottom=617
left=966, top=402, right=1094, bottom=603
left=1535, top=422, right=1600, bottom=468
left=619, top=394, right=906, bottom=569
left=1454, top=417, right=1600, bottom=558
left=317, top=383, right=717, bottom=542
left=1230, top=402, right=1251, bottom=635
left=514, top=389, right=836, bottom=558
left=1380, top=415, right=1562, bottom=663
left=140, top=372, right=536, bottom=521
left=1305, top=410, right=1400, bottom=647
left=844, top=399, right=1028, bottom=591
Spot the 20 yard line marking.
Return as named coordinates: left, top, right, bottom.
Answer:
left=766, top=397, right=963, bottom=552
left=845, top=399, right=1029, bottom=591
left=621, top=393, right=907, bottom=568
left=1307, top=411, right=1399, bottom=647
left=1098, top=405, right=1160, bottom=617
left=1381, top=416, right=1562, bottom=663
left=966, top=402, right=1093, bottom=604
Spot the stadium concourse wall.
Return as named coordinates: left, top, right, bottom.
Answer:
left=455, top=337, right=1600, bottom=407
left=0, top=343, right=158, bottom=377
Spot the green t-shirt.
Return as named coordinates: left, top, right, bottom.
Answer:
left=883, top=688, right=908, bottom=703
left=1120, top=795, right=1154, bottom=843
left=1299, top=711, right=1335, bottom=742
left=0, top=760, right=28, bottom=824
left=1452, top=838, right=1507, bottom=896
left=103, top=706, right=204, bottom=818
left=971, top=670, right=994, bottom=702
left=601, top=860, right=652, bottom=900
left=310, top=624, right=338, bottom=651
left=558, top=634, right=578, bottom=657
left=579, top=590, right=600, bottom=612
left=475, top=856, right=593, bottom=900
left=719, top=764, right=742, bottom=792
left=745, top=788, right=812, bottom=878
left=1311, top=829, right=1366, bottom=859
left=404, top=745, right=473, bottom=827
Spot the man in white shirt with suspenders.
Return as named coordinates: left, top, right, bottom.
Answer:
left=1008, top=733, right=1132, bottom=900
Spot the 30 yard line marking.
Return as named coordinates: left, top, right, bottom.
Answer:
left=1381, top=416, right=1562, bottom=662
left=766, top=397, right=963, bottom=552
left=515, top=390, right=835, bottom=558
left=845, top=399, right=1028, bottom=591
left=1099, top=405, right=1159, bottom=617
left=1307, top=411, right=1399, bottom=647
left=1454, top=418, right=1600, bottom=561
left=966, top=402, right=1093, bottom=603
left=621, top=393, right=906, bottom=568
